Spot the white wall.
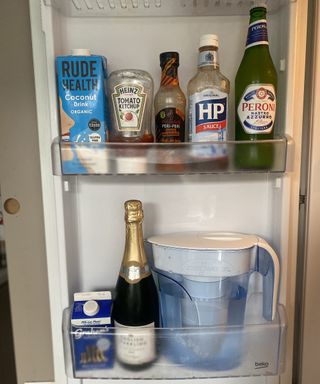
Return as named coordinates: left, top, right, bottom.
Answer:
left=0, top=1, right=54, bottom=383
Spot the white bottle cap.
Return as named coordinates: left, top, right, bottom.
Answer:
left=199, top=34, right=219, bottom=49
left=251, top=3, right=267, bottom=10
left=71, top=48, right=91, bottom=56
left=83, top=300, right=100, bottom=316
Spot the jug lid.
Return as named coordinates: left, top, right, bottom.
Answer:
left=148, top=232, right=258, bottom=250
left=148, top=232, right=259, bottom=277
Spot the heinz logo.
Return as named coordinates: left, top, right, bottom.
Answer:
left=195, top=97, right=227, bottom=134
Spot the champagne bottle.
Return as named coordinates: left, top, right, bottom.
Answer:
left=112, top=200, right=159, bottom=369
left=235, top=5, right=277, bottom=169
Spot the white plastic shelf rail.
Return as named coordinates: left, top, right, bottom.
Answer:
left=43, top=0, right=296, bottom=17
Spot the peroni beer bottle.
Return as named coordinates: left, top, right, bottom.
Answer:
left=235, top=5, right=277, bottom=169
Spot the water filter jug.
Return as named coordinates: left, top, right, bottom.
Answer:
left=147, top=232, right=280, bottom=369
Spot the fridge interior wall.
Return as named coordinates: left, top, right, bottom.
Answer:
left=64, top=174, right=282, bottom=294
left=31, top=0, right=307, bottom=383
left=49, top=3, right=288, bottom=139
left=49, top=1, right=291, bottom=303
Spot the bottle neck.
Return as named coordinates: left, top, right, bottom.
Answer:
left=198, top=46, right=219, bottom=70
left=246, top=9, right=269, bottom=49
left=120, top=220, right=150, bottom=283
left=160, top=58, right=179, bottom=86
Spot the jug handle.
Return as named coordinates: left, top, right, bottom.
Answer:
left=256, top=237, right=280, bottom=320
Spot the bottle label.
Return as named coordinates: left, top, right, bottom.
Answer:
left=114, top=321, right=156, bottom=365
left=189, top=89, right=228, bottom=141
left=246, top=20, right=269, bottom=48
left=155, top=108, right=185, bottom=142
left=198, top=50, right=217, bottom=67
left=237, top=84, right=276, bottom=134
left=120, top=264, right=150, bottom=283
left=111, top=84, right=146, bottom=132
left=161, top=58, right=178, bottom=86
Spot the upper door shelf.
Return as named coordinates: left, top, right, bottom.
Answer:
left=43, top=0, right=296, bottom=17
left=52, top=135, right=293, bottom=175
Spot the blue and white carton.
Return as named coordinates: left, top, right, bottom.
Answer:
left=56, top=49, right=109, bottom=143
left=71, top=291, right=113, bottom=372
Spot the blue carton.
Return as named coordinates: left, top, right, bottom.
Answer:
left=71, top=291, right=113, bottom=372
left=56, top=51, right=109, bottom=143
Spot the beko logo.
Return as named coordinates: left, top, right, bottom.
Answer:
left=255, top=361, right=269, bottom=369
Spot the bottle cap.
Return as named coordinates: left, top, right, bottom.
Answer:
left=199, top=34, right=219, bottom=49
left=160, top=52, right=179, bottom=67
left=250, top=3, right=267, bottom=11
left=71, top=48, right=91, bottom=56
left=83, top=300, right=100, bottom=316
left=125, top=200, right=144, bottom=223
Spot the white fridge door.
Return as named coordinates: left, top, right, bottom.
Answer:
left=28, top=1, right=308, bottom=384
left=299, top=1, right=320, bottom=383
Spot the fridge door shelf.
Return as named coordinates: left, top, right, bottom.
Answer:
left=43, top=0, right=296, bottom=17
left=63, top=304, right=287, bottom=380
left=52, top=135, right=292, bottom=175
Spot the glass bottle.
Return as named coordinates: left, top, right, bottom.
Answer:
left=235, top=5, right=277, bottom=169
left=108, top=70, right=154, bottom=142
left=188, top=34, right=230, bottom=143
left=112, top=200, right=159, bottom=369
left=154, top=52, right=186, bottom=142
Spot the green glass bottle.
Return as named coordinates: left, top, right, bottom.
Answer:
left=235, top=5, right=277, bottom=169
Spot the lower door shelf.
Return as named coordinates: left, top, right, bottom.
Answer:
left=62, top=304, right=287, bottom=380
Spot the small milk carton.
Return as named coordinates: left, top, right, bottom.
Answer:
left=56, top=49, right=109, bottom=143
left=71, top=291, right=113, bottom=373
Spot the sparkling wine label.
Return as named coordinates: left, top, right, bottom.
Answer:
left=189, top=89, right=228, bottom=141
left=237, top=84, right=276, bottom=134
left=112, top=84, right=146, bottom=132
left=155, top=108, right=185, bottom=142
left=246, top=19, right=269, bottom=48
left=114, top=321, right=156, bottom=365
left=120, top=264, right=150, bottom=283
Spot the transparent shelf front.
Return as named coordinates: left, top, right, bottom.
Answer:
left=44, top=0, right=296, bottom=17
left=52, top=136, right=291, bottom=175
left=63, top=304, right=287, bottom=380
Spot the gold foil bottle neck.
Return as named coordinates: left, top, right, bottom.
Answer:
left=121, top=199, right=149, bottom=283
left=125, top=200, right=144, bottom=223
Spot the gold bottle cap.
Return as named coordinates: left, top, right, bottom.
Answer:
left=125, top=200, right=144, bottom=222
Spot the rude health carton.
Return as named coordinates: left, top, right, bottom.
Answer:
left=71, top=291, right=113, bottom=373
left=56, top=49, right=109, bottom=143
